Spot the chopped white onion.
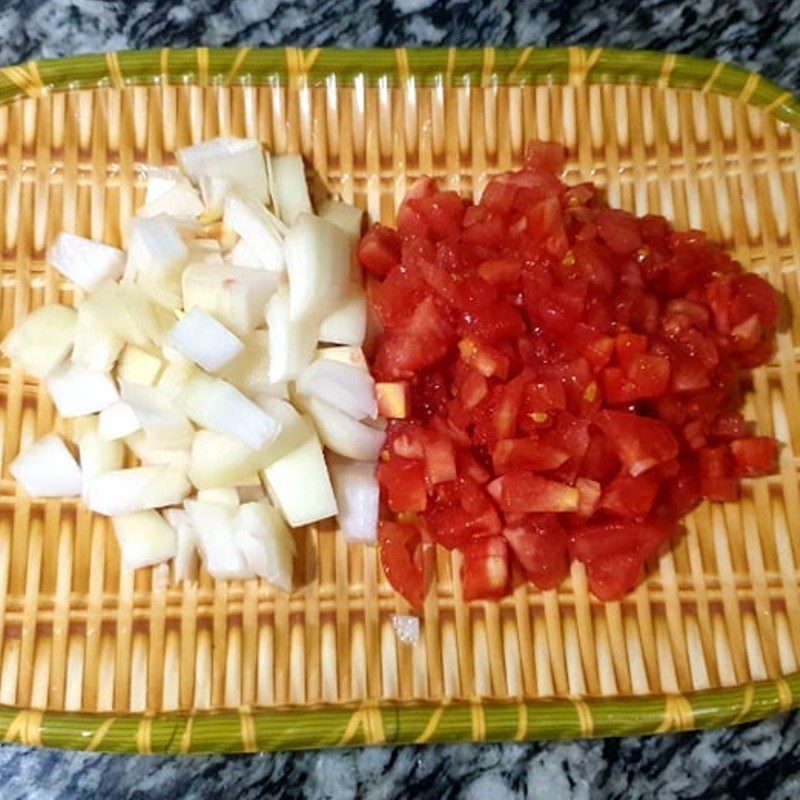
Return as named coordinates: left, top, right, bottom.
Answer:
left=78, top=427, right=125, bottom=502
left=233, top=501, right=295, bottom=591
left=253, top=396, right=312, bottom=464
left=178, top=137, right=269, bottom=205
left=198, top=175, right=232, bottom=217
left=297, top=358, right=377, bottom=420
left=167, top=307, right=244, bottom=372
left=81, top=281, right=163, bottom=348
left=316, top=345, right=369, bottom=372
left=187, top=429, right=271, bottom=490
left=125, top=430, right=191, bottom=470
left=223, top=194, right=285, bottom=272
left=197, top=487, right=240, bottom=507
left=262, top=431, right=337, bottom=527
left=112, top=511, right=177, bottom=569
left=284, top=213, right=351, bottom=321
left=319, top=284, right=367, bottom=346
left=219, top=330, right=272, bottom=395
left=48, top=232, right=125, bottom=290
left=116, top=344, right=164, bottom=386
left=98, top=401, right=142, bottom=440
left=182, top=263, right=279, bottom=335
left=177, top=372, right=281, bottom=450
left=46, top=362, right=120, bottom=418
left=129, top=216, right=190, bottom=308
left=162, top=507, right=199, bottom=582
left=71, top=304, right=124, bottom=374
left=227, top=237, right=262, bottom=269
left=185, top=499, right=248, bottom=579
left=318, top=198, right=364, bottom=246
left=11, top=434, right=82, bottom=497
left=265, top=283, right=318, bottom=382
left=140, top=168, right=204, bottom=219
left=328, top=456, right=379, bottom=542
left=1, top=304, right=78, bottom=379
left=305, top=395, right=385, bottom=461
left=119, top=382, right=194, bottom=449
left=86, top=466, right=191, bottom=516
left=269, top=154, right=312, bottom=225
left=156, top=356, right=199, bottom=402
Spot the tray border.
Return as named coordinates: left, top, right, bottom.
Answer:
left=0, top=45, right=798, bottom=753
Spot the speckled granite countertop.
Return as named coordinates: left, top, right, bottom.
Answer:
left=2, top=1, right=800, bottom=798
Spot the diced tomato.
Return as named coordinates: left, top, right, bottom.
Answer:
left=504, top=514, right=569, bottom=590
left=523, top=140, right=566, bottom=174
left=600, top=471, right=660, bottom=518
left=461, top=300, right=526, bottom=344
left=574, top=325, right=615, bottom=372
left=523, top=380, right=568, bottom=416
left=669, top=353, right=711, bottom=393
left=615, top=332, right=649, bottom=370
left=462, top=536, right=511, bottom=601
left=580, top=431, right=621, bottom=484
left=730, top=273, right=779, bottom=330
left=488, top=472, right=579, bottom=513
left=357, top=224, right=401, bottom=278
left=458, top=337, right=510, bottom=379
left=423, top=432, right=457, bottom=485
left=368, top=269, right=425, bottom=329
left=593, top=410, right=679, bottom=476
left=478, top=259, right=522, bottom=285
left=597, top=209, right=643, bottom=257
left=625, top=353, right=671, bottom=398
left=730, top=437, right=778, bottom=477
left=490, top=374, right=531, bottom=441
left=367, top=141, right=781, bottom=606
left=569, top=520, right=674, bottom=564
left=456, top=449, right=492, bottom=484
left=427, top=503, right=502, bottom=550
left=374, top=296, right=453, bottom=380
left=586, top=552, right=644, bottom=601
left=698, top=445, right=739, bottom=502
left=379, top=521, right=426, bottom=609
left=459, top=368, right=489, bottom=410
left=602, top=367, right=640, bottom=404
left=665, top=465, right=702, bottom=517
left=491, top=437, right=569, bottom=473
left=575, top=477, right=602, bottom=517
left=377, top=457, right=428, bottom=512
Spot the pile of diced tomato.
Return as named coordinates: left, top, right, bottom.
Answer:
left=357, top=141, right=781, bottom=607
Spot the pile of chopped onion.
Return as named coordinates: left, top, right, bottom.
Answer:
left=2, top=137, right=382, bottom=592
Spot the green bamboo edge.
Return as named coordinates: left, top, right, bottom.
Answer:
left=0, top=45, right=798, bottom=753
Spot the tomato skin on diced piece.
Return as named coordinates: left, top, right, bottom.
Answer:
left=730, top=436, right=778, bottom=477
left=365, top=140, right=782, bottom=606
left=488, top=472, right=580, bottom=514
left=377, top=456, right=428, bottom=513
left=373, top=296, right=453, bottom=380
left=698, top=445, right=739, bottom=502
left=378, top=521, right=426, bottom=609
left=593, top=410, right=679, bottom=477
left=461, top=536, right=511, bottom=601
left=503, top=514, right=569, bottom=590
left=585, top=552, right=645, bottom=602
left=600, top=470, right=661, bottom=519
left=357, top=224, right=401, bottom=278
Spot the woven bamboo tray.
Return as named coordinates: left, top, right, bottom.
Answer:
left=0, top=47, right=799, bottom=754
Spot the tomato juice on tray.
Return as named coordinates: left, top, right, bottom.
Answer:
left=360, top=141, right=781, bottom=607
